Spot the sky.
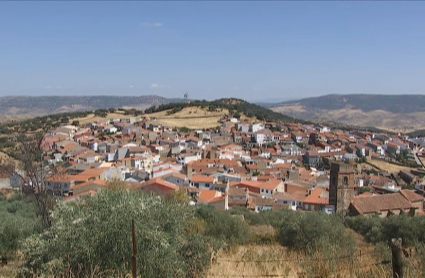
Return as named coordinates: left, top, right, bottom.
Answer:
left=1, top=1, right=425, bottom=102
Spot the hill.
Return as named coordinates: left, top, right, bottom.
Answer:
left=145, top=98, right=298, bottom=123
left=266, top=94, right=425, bottom=132
left=0, top=95, right=175, bottom=121
left=0, top=98, right=299, bottom=134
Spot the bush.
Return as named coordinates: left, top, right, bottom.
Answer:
left=195, top=206, right=252, bottom=248
left=0, top=194, right=41, bottom=258
left=21, top=190, right=214, bottom=278
left=344, top=216, right=383, bottom=243
left=278, top=211, right=355, bottom=255
left=345, top=215, right=425, bottom=247
left=229, top=207, right=289, bottom=228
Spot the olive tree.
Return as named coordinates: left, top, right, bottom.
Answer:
left=21, top=190, right=214, bottom=278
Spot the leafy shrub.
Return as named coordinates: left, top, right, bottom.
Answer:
left=195, top=205, right=252, bottom=248
left=229, top=207, right=289, bottom=228
left=345, top=215, right=425, bottom=246
left=278, top=211, right=355, bottom=255
left=0, top=194, right=41, bottom=258
left=21, top=190, right=214, bottom=278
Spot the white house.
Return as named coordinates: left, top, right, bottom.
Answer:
left=177, top=152, right=201, bottom=165
left=190, top=176, right=217, bottom=190
left=251, top=123, right=265, bottom=133
left=254, top=132, right=266, bottom=145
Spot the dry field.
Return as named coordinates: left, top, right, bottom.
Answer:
left=146, top=107, right=230, bottom=129
left=206, top=226, right=387, bottom=278
left=207, top=231, right=390, bottom=278
left=75, top=112, right=132, bottom=125
left=72, top=107, right=240, bottom=129
left=207, top=244, right=301, bottom=278
left=367, top=159, right=412, bottom=173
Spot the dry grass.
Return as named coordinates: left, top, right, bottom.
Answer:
left=207, top=244, right=301, bottom=278
left=367, top=159, right=413, bottom=173
left=75, top=112, right=133, bottom=125
left=206, top=228, right=388, bottom=278
left=206, top=243, right=392, bottom=278
left=72, top=107, right=237, bottom=129
left=146, top=107, right=230, bottom=129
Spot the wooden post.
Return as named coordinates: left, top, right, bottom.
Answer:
left=132, top=219, right=138, bottom=278
left=390, top=238, right=404, bottom=278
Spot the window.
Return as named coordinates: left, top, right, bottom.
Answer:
left=343, top=177, right=349, bottom=186
left=195, top=183, right=199, bottom=188
left=266, top=190, right=269, bottom=193
left=206, top=183, right=210, bottom=188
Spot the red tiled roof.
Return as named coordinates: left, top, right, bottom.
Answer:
left=233, top=179, right=282, bottom=191
left=303, top=187, right=329, bottom=205
left=198, top=190, right=222, bottom=203
left=190, top=175, right=215, bottom=183
left=352, top=192, right=414, bottom=214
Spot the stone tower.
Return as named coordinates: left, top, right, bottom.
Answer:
left=329, top=161, right=355, bottom=214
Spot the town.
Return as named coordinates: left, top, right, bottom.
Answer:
left=4, top=107, right=424, bottom=218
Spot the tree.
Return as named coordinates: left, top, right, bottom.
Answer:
left=71, top=120, right=80, bottom=126
left=60, top=117, right=69, bottom=124
left=8, top=130, right=56, bottom=229
left=21, top=190, right=214, bottom=278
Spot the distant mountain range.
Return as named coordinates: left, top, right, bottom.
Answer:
left=0, top=95, right=177, bottom=121
left=265, top=94, right=425, bottom=132
left=2, top=94, right=424, bottom=132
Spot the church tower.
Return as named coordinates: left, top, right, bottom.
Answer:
left=329, top=161, right=355, bottom=214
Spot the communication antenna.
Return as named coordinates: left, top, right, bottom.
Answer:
left=184, top=92, right=189, bottom=104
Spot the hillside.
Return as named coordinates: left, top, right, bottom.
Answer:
left=0, top=95, right=174, bottom=121
left=146, top=106, right=230, bottom=129
left=0, top=98, right=299, bottom=134
left=128, top=98, right=298, bottom=129
left=266, top=94, right=425, bottom=132
left=145, top=98, right=298, bottom=123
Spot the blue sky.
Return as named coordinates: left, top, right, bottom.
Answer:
left=1, top=1, right=425, bottom=101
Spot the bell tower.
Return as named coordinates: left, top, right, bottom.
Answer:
left=329, top=161, right=355, bottom=214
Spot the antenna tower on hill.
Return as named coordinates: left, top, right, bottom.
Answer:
left=184, top=92, right=189, bottom=104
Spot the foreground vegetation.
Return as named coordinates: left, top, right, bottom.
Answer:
left=2, top=188, right=425, bottom=277
left=0, top=193, right=42, bottom=259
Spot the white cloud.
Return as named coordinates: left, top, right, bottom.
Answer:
left=150, top=83, right=170, bottom=89
left=129, top=85, right=134, bottom=88
left=141, top=22, right=163, bottom=28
